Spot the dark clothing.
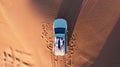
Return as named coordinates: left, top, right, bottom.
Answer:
left=58, top=39, right=61, bottom=49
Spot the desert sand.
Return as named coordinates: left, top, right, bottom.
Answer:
left=0, top=0, right=120, bottom=67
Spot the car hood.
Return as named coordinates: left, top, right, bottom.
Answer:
left=53, top=19, right=67, bottom=29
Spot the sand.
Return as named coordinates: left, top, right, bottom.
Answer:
left=0, top=0, right=120, bottom=67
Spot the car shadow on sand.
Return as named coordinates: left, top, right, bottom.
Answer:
left=90, top=17, right=120, bottom=67
left=56, top=0, right=83, bottom=43
left=30, top=0, right=60, bottom=17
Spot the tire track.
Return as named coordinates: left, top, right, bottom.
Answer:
left=50, top=50, right=67, bottom=67
left=81, top=0, right=99, bottom=15
left=81, top=0, right=89, bottom=10
left=0, top=46, right=34, bottom=67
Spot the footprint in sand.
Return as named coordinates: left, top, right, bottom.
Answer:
left=41, top=22, right=53, bottom=51
left=64, top=33, right=77, bottom=67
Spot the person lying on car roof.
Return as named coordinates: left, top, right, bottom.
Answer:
left=55, top=37, right=64, bottom=50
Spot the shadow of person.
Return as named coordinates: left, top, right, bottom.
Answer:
left=90, top=17, right=120, bottom=67
left=56, top=0, right=83, bottom=43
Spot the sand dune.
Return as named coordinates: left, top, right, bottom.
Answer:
left=0, top=0, right=120, bottom=67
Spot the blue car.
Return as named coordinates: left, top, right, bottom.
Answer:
left=53, top=18, right=68, bottom=56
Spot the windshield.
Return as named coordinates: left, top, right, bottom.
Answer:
left=55, top=28, right=65, bottom=34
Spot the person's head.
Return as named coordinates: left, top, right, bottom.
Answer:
left=60, top=38, right=63, bottom=40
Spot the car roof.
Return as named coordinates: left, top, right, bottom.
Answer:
left=55, top=34, right=65, bottom=38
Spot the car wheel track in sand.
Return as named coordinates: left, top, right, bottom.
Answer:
left=81, top=0, right=99, bottom=12
left=0, top=46, right=34, bottom=67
